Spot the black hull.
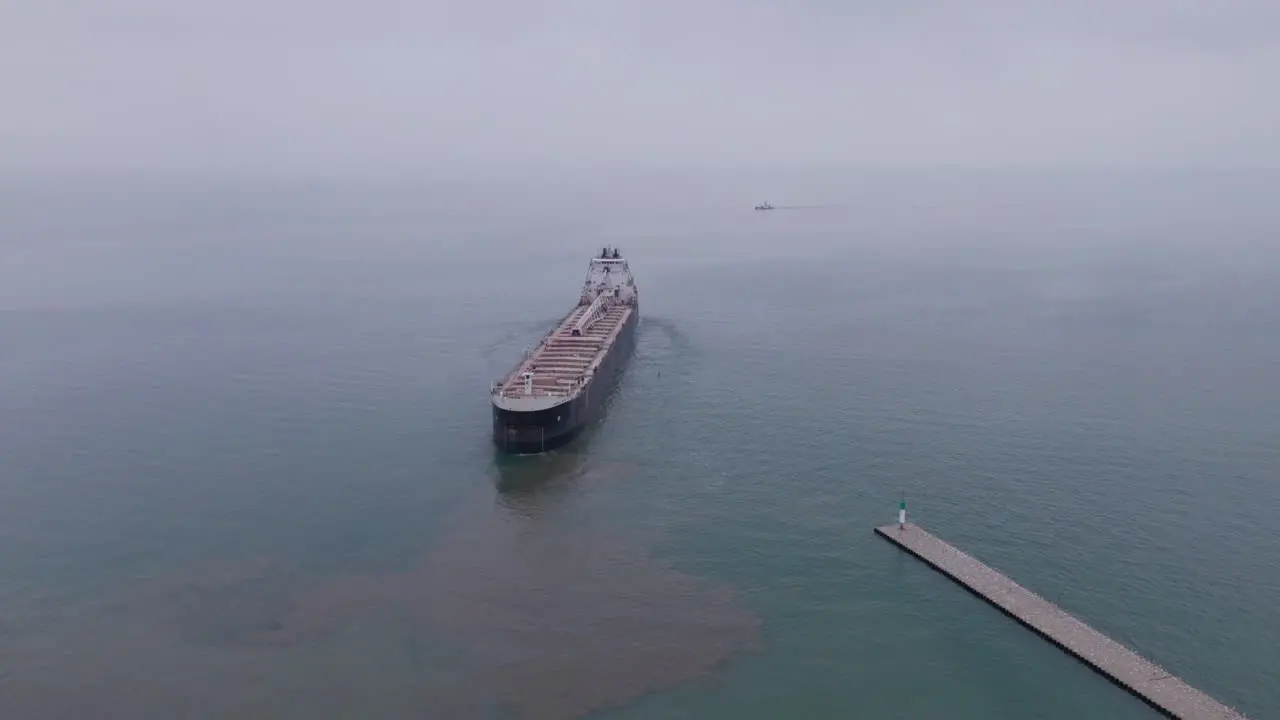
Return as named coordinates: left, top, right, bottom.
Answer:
left=492, top=307, right=638, bottom=454
left=495, top=425, right=584, bottom=455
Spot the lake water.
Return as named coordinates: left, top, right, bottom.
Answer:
left=1, top=170, right=1277, bottom=719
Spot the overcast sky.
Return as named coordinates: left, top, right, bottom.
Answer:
left=2, top=0, right=1278, bottom=172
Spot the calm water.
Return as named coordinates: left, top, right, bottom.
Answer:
left=1, top=170, right=1278, bottom=719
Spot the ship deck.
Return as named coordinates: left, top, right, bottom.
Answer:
left=496, top=304, right=633, bottom=401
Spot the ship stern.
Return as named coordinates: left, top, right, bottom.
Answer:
left=491, top=397, right=581, bottom=454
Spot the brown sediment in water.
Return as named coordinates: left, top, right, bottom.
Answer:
left=408, top=501, right=763, bottom=719
left=122, top=473, right=762, bottom=719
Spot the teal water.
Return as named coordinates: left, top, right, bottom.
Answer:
left=1, top=171, right=1277, bottom=719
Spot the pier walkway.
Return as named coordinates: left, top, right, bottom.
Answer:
left=876, top=523, right=1246, bottom=719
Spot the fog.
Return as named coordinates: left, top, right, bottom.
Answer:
left=2, top=0, right=1279, bottom=173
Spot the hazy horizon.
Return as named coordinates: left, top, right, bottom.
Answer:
left=3, top=0, right=1279, bottom=174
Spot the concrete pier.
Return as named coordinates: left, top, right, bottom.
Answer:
left=876, top=523, right=1246, bottom=720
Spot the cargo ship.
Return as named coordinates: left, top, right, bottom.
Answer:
left=490, top=247, right=639, bottom=453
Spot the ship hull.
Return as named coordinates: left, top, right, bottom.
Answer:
left=492, top=305, right=638, bottom=454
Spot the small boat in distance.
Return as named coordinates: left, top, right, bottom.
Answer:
left=754, top=202, right=774, bottom=210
